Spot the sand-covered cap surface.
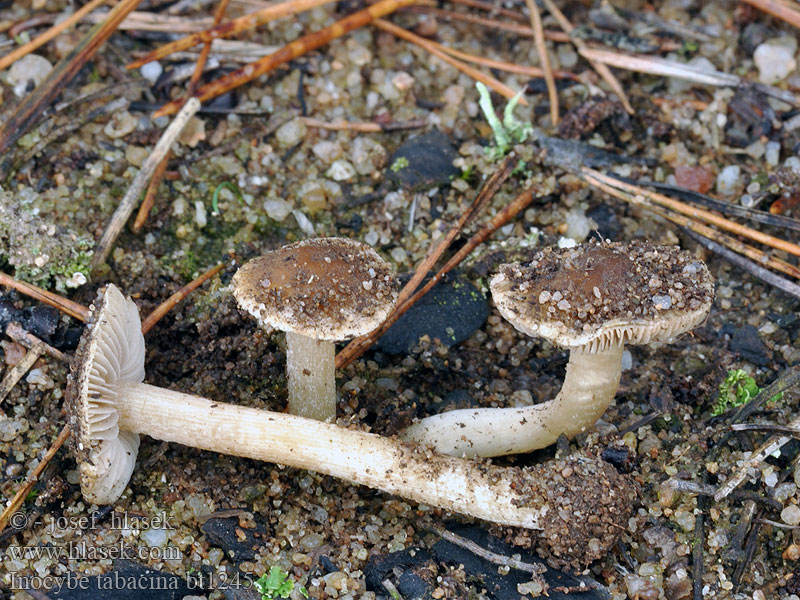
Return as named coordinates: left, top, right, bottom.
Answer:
left=232, top=237, right=399, bottom=341
left=490, top=240, right=714, bottom=350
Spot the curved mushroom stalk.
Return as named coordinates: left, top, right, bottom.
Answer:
left=66, top=285, right=635, bottom=569
left=402, top=240, right=714, bottom=458
left=402, top=344, right=623, bottom=457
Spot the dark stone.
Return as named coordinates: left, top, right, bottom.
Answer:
left=318, top=555, right=339, bottom=575
left=740, top=22, right=775, bottom=55
left=56, top=325, right=84, bottom=350
left=726, top=87, right=774, bottom=147
left=729, top=325, right=772, bottom=367
left=601, top=446, right=636, bottom=473
left=201, top=516, right=270, bottom=561
left=376, top=273, right=489, bottom=354
left=386, top=130, right=460, bottom=191
left=22, top=305, right=59, bottom=342
left=773, top=312, right=798, bottom=331
left=430, top=524, right=609, bottom=600
left=364, top=547, right=434, bottom=594
left=537, top=136, right=655, bottom=171
left=586, top=204, right=621, bottom=240
left=0, top=298, right=21, bottom=328
left=47, top=561, right=195, bottom=599
left=220, top=582, right=261, bottom=600
left=396, top=571, right=431, bottom=599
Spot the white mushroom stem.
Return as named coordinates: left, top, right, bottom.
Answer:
left=285, top=331, right=335, bottom=421
left=401, top=343, right=624, bottom=457
left=112, top=381, right=546, bottom=529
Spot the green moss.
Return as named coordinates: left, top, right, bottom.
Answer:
left=711, top=369, right=783, bottom=416
left=0, top=188, right=94, bottom=292
left=254, top=566, right=307, bottom=599
left=390, top=156, right=410, bottom=173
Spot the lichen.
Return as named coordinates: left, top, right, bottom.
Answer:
left=0, top=187, right=94, bottom=292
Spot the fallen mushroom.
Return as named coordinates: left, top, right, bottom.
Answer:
left=66, top=284, right=635, bottom=567
left=402, top=240, right=714, bottom=457
left=232, top=237, right=398, bottom=421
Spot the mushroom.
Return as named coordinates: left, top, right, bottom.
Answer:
left=232, top=238, right=398, bottom=421
left=65, top=284, right=635, bottom=567
left=402, top=240, right=714, bottom=457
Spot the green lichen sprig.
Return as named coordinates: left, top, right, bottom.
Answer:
left=476, top=82, right=534, bottom=160
left=711, top=369, right=783, bottom=416
left=254, top=566, right=307, bottom=600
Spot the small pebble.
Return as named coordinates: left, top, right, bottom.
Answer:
left=104, top=111, right=138, bottom=139
left=564, top=208, right=591, bottom=242
left=781, top=504, right=800, bottom=526
left=785, top=156, right=800, bottom=174
left=621, top=349, right=633, bottom=371
left=390, top=247, right=407, bottom=263
left=652, top=295, right=672, bottom=310
left=716, top=165, right=741, bottom=196
left=326, top=160, right=356, bottom=181
left=7, top=54, right=53, bottom=95
left=64, top=272, right=87, bottom=288
left=275, top=118, right=307, bottom=147
left=194, top=201, right=207, bottom=228
left=754, top=37, right=797, bottom=84
left=674, top=165, right=714, bottom=194
left=3, top=342, right=27, bottom=366
left=125, top=145, right=150, bottom=168
left=312, top=140, right=342, bottom=164
left=292, top=209, right=315, bottom=235
left=141, top=527, right=168, bottom=548
left=140, top=61, right=163, bottom=84
left=765, top=141, right=781, bottom=167
left=264, top=198, right=292, bottom=221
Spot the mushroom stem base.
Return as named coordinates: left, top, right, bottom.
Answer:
left=286, top=331, right=336, bottom=421
left=401, top=344, right=624, bottom=457
left=115, top=381, right=543, bottom=529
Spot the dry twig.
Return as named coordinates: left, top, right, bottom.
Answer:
left=583, top=169, right=800, bottom=257
left=141, top=263, right=225, bottom=334
left=0, top=0, right=111, bottom=71
left=373, top=19, right=526, bottom=104
left=91, top=97, right=201, bottom=269
left=0, top=343, right=44, bottom=404
left=741, top=0, right=800, bottom=29
left=539, top=0, right=633, bottom=114
left=336, top=153, right=521, bottom=368
left=0, top=425, right=71, bottom=535
left=686, top=229, right=800, bottom=300
left=436, top=42, right=578, bottom=80
left=426, top=523, right=547, bottom=576
left=133, top=0, right=231, bottom=233
left=301, top=116, right=426, bottom=132
left=126, top=0, right=334, bottom=68
left=524, top=0, right=558, bottom=124
left=579, top=47, right=739, bottom=87
left=153, top=0, right=419, bottom=116
left=0, top=273, right=89, bottom=322
left=0, top=0, right=142, bottom=157
left=447, top=0, right=527, bottom=22
left=6, top=322, right=68, bottom=363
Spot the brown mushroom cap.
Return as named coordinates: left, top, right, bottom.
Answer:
left=232, top=237, right=399, bottom=341
left=490, top=240, right=714, bottom=351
